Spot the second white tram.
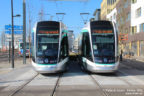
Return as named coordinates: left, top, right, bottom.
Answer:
left=78, top=20, right=119, bottom=73
left=31, top=21, right=69, bottom=73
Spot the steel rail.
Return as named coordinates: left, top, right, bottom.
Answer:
left=89, top=74, right=109, bottom=96
left=8, top=73, right=39, bottom=96
left=50, top=73, right=63, bottom=96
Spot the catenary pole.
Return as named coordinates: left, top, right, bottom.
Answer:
left=11, top=0, right=14, bottom=68
left=23, top=0, right=26, bottom=64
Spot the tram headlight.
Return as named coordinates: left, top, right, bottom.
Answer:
left=108, top=59, right=115, bottom=63
left=44, top=58, right=49, bottom=63
left=50, top=60, right=57, bottom=64
left=94, top=57, right=102, bottom=63
left=37, top=58, right=44, bottom=64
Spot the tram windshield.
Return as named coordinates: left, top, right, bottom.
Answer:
left=37, top=34, right=59, bottom=57
left=91, top=21, right=115, bottom=63
left=92, top=34, right=114, bottom=57
left=36, top=24, right=59, bottom=64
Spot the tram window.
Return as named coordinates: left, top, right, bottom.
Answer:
left=31, top=32, right=35, bottom=62
left=82, top=33, right=86, bottom=57
left=86, top=34, right=92, bottom=60
left=64, top=36, right=68, bottom=57
left=60, top=35, right=68, bottom=60
left=82, top=33, right=92, bottom=60
left=36, top=34, right=59, bottom=57
left=91, top=32, right=115, bottom=57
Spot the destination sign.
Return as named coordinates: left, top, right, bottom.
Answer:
left=92, top=30, right=113, bottom=34
left=39, top=30, right=59, bottom=34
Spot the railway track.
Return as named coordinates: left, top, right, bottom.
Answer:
left=88, top=66, right=144, bottom=96
left=8, top=73, right=39, bottom=96
left=89, top=72, right=136, bottom=96
left=6, top=73, right=63, bottom=96
left=50, top=73, right=63, bottom=96
left=89, top=74, right=109, bottom=96
left=0, top=51, right=21, bottom=62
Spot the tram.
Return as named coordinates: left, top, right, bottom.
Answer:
left=31, top=21, right=69, bottom=73
left=78, top=20, right=119, bottom=73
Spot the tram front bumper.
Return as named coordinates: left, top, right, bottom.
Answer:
left=85, top=59, right=119, bottom=73
left=32, top=62, right=66, bottom=74
left=87, top=65, right=118, bottom=73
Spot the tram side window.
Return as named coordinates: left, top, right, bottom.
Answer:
left=85, top=33, right=92, bottom=60
left=82, top=34, right=86, bottom=57
left=60, top=34, right=68, bottom=60
left=82, top=33, right=92, bottom=60
left=31, top=32, right=35, bottom=62
left=63, top=35, right=68, bottom=57
left=65, top=35, right=69, bottom=56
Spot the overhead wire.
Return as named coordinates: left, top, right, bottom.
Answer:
left=54, top=0, right=60, bottom=13
left=80, top=0, right=89, bottom=25
left=54, top=1, right=66, bottom=22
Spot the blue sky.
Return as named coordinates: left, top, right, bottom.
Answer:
left=0, top=0, right=102, bottom=38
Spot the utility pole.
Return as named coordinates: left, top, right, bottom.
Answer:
left=11, top=0, right=14, bottom=68
left=28, top=14, right=31, bottom=60
left=23, top=0, right=26, bottom=64
left=39, top=7, right=44, bottom=21
left=9, top=41, right=11, bottom=63
left=11, top=0, right=21, bottom=67
left=27, top=2, right=33, bottom=60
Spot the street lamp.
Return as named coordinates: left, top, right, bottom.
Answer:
left=11, top=0, right=21, bottom=68
left=23, top=0, right=26, bottom=64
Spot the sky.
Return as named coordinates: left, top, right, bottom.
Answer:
left=0, top=0, right=102, bottom=40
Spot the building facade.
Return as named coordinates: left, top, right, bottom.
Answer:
left=100, top=0, right=144, bottom=57
left=93, top=9, right=101, bottom=20
left=129, top=0, right=144, bottom=56
left=101, top=0, right=119, bottom=20
left=116, top=0, right=131, bottom=35
left=106, top=8, right=117, bottom=23
left=107, top=0, right=119, bottom=14
left=101, top=0, right=107, bottom=20
left=114, top=0, right=131, bottom=56
left=68, top=30, right=74, bottom=52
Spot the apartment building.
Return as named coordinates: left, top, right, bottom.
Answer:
left=93, top=9, right=101, bottom=20
left=101, top=0, right=119, bottom=20
left=130, top=0, right=144, bottom=56
left=106, top=8, right=117, bottom=23
left=101, top=0, right=107, bottom=20
left=107, top=0, right=119, bottom=14
left=101, top=0, right=144, bottom=57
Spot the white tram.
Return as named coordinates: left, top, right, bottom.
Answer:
left=31, top=21, right=69, bottom=73
left=78, top=20, right=119, bottom=73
